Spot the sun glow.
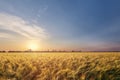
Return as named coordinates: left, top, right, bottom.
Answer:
left=27, top=42, right=39, bottom=51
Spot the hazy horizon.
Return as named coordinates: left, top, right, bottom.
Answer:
left=0, top=0, right=120, bottom=51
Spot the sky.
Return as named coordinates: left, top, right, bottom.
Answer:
left=0, top=0, right=120, bottom=51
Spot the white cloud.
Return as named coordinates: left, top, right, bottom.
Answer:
left=0, top=13, right=48, bottom=40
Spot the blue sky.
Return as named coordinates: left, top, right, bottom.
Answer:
left=0, top=0, right=120, bottom=51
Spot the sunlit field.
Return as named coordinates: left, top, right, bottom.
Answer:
left=0, top=52, right=120, bottom=80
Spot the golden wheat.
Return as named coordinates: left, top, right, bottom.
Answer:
left=0, top=52, right=120, bottom=80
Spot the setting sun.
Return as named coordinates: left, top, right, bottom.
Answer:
left=28, top=42, right=39, bottom=51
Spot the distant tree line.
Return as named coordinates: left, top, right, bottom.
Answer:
left=0, top=50, right=82, bottom=53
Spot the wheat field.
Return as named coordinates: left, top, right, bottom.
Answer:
left=0, top=52, right=120, bottom=80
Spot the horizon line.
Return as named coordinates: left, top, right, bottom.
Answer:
left=0, top=50, right=120, bottom=53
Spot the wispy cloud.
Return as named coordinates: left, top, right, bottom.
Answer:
left=0, top=32, right=13, bottom=39
left=0, top=13, right=48, bottom=40
left=37, top=5, right=48, bottom=18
